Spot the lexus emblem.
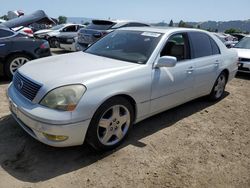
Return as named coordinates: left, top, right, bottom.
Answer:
left=17, top=80, right=24, bottom=90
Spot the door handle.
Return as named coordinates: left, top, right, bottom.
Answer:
left=0, top=44, right=6, bottom=47
left=214, top=60, right=219, bottom=67
left=186, top=66, right=194, bottom=74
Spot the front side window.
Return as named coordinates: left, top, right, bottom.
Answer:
left=63, top=26, right=77, bottom=32
left=189, top=32, right=213, bottom=58
left=210, top=37, right=220, bottom=55
left=0, top=29, right=14, bottom=38
left=160, top=33, right=190, bottom=61
left=85, top=30, right=162, bottom=64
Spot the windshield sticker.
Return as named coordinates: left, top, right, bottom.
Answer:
left=141, top=32, right=161, bottom=38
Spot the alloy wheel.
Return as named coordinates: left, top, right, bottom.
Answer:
left=10, top=57, right=29, bottom=75
left=97, top=105, right=131, bottom=146
left=214, top=74, right=226, bottom=99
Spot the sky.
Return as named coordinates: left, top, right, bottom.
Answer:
left=1, top=0, right=250, bottom=23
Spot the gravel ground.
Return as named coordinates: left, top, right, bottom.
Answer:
left=0, top=73, right=249, bottom=188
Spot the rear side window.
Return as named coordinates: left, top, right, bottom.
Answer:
left=189, top=32, right=213, bottom=58
left=86, top=20, right=114, bottom=30
left=0, top=29, right=14, bottom=38
left=209, top=38, right=220, bottom=55
left=63, top=25, right=77, bottom=32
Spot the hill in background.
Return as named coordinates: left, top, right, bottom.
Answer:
left=67, top=17, right=250, bottom=32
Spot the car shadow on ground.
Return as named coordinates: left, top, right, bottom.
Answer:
left=0, top=76, right=10, bottom=85
left=0, top=92, right=229, bottom=182
left=236, top=72, right=250, bottom=80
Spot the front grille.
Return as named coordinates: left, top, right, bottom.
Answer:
left=13, top=71, right=42, bottom=101
left=239, top=58, right=250, bottom=62
left=238, top=66, right=250, bottom=72
left=57, top=37, right=68, bottom=44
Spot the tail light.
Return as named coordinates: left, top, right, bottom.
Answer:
left=40, top=41, right=50, bottom=49
left=102, top=31, right=108, bottom=36
left=23, top=28, right=33, bottom=35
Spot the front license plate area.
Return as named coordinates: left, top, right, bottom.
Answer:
left=9, top=100, right=19, bottom=118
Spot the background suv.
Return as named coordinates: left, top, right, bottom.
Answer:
left=76, top=19, right=149, bottom=50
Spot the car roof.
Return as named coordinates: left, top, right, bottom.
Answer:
left=64, top=23, right=85, bottom=27
left=118, top=26, right=206, bottom=34
left=92, top=19, right=149, bottom=26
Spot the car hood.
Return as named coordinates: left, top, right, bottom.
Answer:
left=18, top=52, right=140, bottom=88
left=1, top=10, right=54, bottom=29
left=233, top=48, right=250, bottom=59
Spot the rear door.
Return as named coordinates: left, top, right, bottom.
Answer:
left=188, top=32, right=221, bottom=96
left=0, top=29, right=14, bottom=60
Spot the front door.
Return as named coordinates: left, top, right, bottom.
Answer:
left=150, top=33, right=196, bottom=114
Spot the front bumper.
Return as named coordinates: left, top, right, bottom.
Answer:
left=59, top=43, right=76, bottom=52
left=238, top=61, right=250, bottom=73
left=8, top=84, right=91, bottom=147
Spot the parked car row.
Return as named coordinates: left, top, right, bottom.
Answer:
left=0, top=10, right=53, bottom=79
left=41, top=19, right=150, bottom=52
left=213, top=32, right=238, bottom=48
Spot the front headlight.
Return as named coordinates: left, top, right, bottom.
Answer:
left=66, top=38, right=75, bottom=43
left=40, top=85, right=86, bottom=111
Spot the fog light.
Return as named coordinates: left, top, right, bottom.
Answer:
left=43, top=133, right=69, bottom=141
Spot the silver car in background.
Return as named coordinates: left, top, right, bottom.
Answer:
left=8, top=27, right=238, bottom=151
left=233, top=35, right=250, bottom=73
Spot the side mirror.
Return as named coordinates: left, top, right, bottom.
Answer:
left=154, top=56, right=177, bottom=68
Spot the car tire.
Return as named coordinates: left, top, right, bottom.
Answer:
left=86, top=97, right=134, bottom=151
left=49, top=37, right=57, bottom=48
left=4, top=54, right=31, bottom=79
left=209, top=72, right=227, bottom=101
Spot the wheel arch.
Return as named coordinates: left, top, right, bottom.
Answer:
left=4, top=51, right=35, bottom=62
left=94, top=94, right=138, bottom=123
left=221, top=69, right=229, bottom=83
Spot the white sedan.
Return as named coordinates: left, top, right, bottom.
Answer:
left=8, top=27, right=238, bottom=151
left=233, top=35, right=250, bottom=73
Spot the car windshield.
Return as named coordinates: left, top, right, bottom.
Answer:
left=51, top=24, right=64, bottom=30
left=234, top=37, right=250, bottom=49
left=85, top=30, right=162, bottom=64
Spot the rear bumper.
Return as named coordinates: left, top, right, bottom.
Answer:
left=35, top=48, right=51, bottom=58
